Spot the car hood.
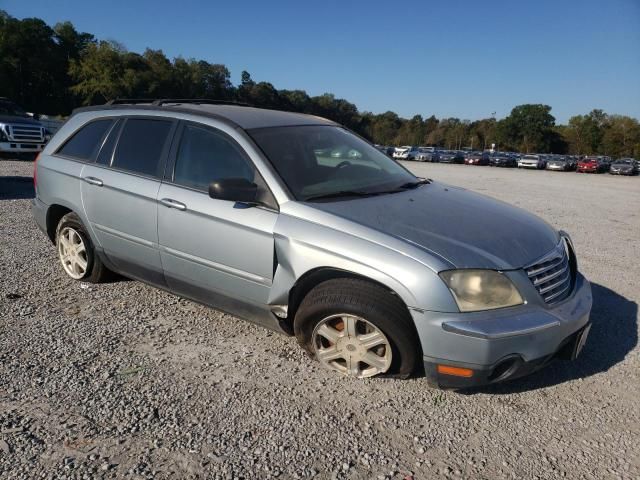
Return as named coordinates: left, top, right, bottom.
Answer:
left=0, top=114, right=41, bottom=126
left=309, top=182, right=559, bottom=270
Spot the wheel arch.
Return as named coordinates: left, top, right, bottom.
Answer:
left=46, top=204, right=73, bottom=243
left=282, top=267, right=416, bottom=335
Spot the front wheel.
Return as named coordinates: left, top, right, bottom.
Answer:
left=294, top=278, right=420, bottom=379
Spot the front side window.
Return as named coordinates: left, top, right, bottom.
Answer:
left=249, top=125, right=416, bottom=201
left=112, top=118, right=173, bottom=177
left=173, top=124, right=254, bottom=191
left=57, top=119, right=113, bottom=161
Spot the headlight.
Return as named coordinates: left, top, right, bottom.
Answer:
left=439, top=269, right=523, bottom=312
left=0, top=126, right=7, bottom=142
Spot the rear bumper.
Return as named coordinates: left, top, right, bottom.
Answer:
left=412, top=272, right=592, bottom=388
left=31, top=197, right=48, bottom=236
left=0, top=141, right=45, bottom=153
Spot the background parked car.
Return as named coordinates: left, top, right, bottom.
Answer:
left=415, top=147, right=440, bottom=162
left=393, top=146, right=419, bottom=160
left=490, top=152, right=517, bottom=167
left=577, top=156, right=609, bottom=173
left=546, top=155, right=576, bottom=171
left=609, top=158, right=638, bottom=175
left=464, top=151, right=490, bottom=165
left=438, top=150, right=465, bottom=164
left=518, top=154, right=546, bottom=169
left=0, top=97, right=49, bottom=158
left=374, top=145, right=395, bottom=157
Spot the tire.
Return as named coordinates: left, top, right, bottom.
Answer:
left=55, top=212, right=111, bottom=283
left=294, top=278, right=420, bottom=379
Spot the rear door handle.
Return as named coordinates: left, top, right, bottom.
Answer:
left=159, top=198, right=187, bottom=211
left=83, top=176, right=103, bottom=187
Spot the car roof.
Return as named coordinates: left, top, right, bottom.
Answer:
left=73, top=101, right=337, bottom=130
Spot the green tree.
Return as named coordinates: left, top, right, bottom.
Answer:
left=500, top=104, right=556, bottom=152
left=601, top=115, right=640, bottom=158
left=68, top=40, right=131, bottom=104
left=565, top=109, right=610, bottom=155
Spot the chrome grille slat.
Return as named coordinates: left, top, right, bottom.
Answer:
left=532, top=260, right=568, bottom=286
left=544, top=283, right=570, bottom=303
left=7, top=124, right=44, bottom=143
left=525, top=240, right=574, bottom=305
left=538, top=271, right=570, bottom=294
left=525, top=255, right=564, bottom=277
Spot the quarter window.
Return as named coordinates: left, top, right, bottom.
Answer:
left=57, top=119, right=113, bottom=161
left=173, top=124, right=254, bottom=191
left=112, top=118, right=173, bottom=177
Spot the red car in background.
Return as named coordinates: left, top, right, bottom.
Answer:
left=577, top=156, right=610, bottom=173
left=464, top=151, right=490, bottom=165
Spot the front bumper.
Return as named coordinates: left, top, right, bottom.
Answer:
left=412, top=272, right=592, bottom=388
left=0, top=141, right=45, bottom=153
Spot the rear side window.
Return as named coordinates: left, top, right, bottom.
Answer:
left=112, top=118, right=173, bottom=177
left=57, top=119, right=113, bottom=161
left=96, top=119, right=122, bottom=165
left=173, top=124, right=254, bottom=191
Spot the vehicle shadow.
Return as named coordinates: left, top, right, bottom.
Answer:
left=0, top=176, right=34, bottom=200
left=458, top=282, right=637, bottom=394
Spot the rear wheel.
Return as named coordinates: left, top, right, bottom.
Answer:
left=55, top=212, right=111, bottom=283
left=294, top=278, right=420, bottom=379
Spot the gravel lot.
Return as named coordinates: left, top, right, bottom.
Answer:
left=1, top=159, right=638, bottom=479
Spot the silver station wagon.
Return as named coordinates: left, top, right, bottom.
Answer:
left=32, top=99, right=592, bottom=388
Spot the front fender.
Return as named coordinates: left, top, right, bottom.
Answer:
left=268, top=212, right=458, bottom=313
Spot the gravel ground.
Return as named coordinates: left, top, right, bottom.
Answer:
left=1, top=159, right=638, bottom=479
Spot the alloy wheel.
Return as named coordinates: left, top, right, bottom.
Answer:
left=57, top=227, right=88, bottom=279
left=312, top=314, right=392, bottom=378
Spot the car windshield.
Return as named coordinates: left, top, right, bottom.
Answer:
left=523, top=155, right=538, bottom=160
left=615, top=159, right=633, bottom=164
left=249, top=125, right=417, bottom=201
left=0, top=100, right=28, bottom=117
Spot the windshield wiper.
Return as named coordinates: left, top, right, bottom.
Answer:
left=303, top=190, right=382, bottom=202
left=396, top=178, right=431, bottom=189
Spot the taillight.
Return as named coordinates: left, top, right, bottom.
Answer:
left=33, top=153, right=40, bottom=188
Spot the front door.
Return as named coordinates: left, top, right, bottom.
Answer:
left=157, top=121, right=278, bottom=322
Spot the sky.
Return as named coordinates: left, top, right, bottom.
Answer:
left=3, top=0, right=639, bottom=123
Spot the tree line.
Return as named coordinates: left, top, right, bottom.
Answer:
left=1, top=10, right=638, bottom=157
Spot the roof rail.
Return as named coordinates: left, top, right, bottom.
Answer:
left=150, top=98, right=251, bottom=107
left=105, top=98, right=156, bottom=105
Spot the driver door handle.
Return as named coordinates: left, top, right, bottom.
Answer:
left=83, top=176, right=103, bottom=187
left=159, top=198, right=187, bottom=211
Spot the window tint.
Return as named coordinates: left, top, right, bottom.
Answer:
left=173, top=124, right=254, bottom=191
left=112, top=118, right=172, bottom=177
left=58, top=119, right=113, bottom=161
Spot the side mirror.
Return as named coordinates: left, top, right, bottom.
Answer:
left=209, top=178, right=258, bottom=204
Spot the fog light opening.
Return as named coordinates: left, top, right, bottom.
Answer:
left=488, top=357, right=520, bottom=382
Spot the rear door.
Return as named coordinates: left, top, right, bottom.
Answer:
left=156, top=121, right=278, bottom=318
left=81, top=116, right=176, bottom=283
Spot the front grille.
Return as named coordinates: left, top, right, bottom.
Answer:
left=8, top=124, right=44, bottom=143
left=525, top=239, right=575, bottom=305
